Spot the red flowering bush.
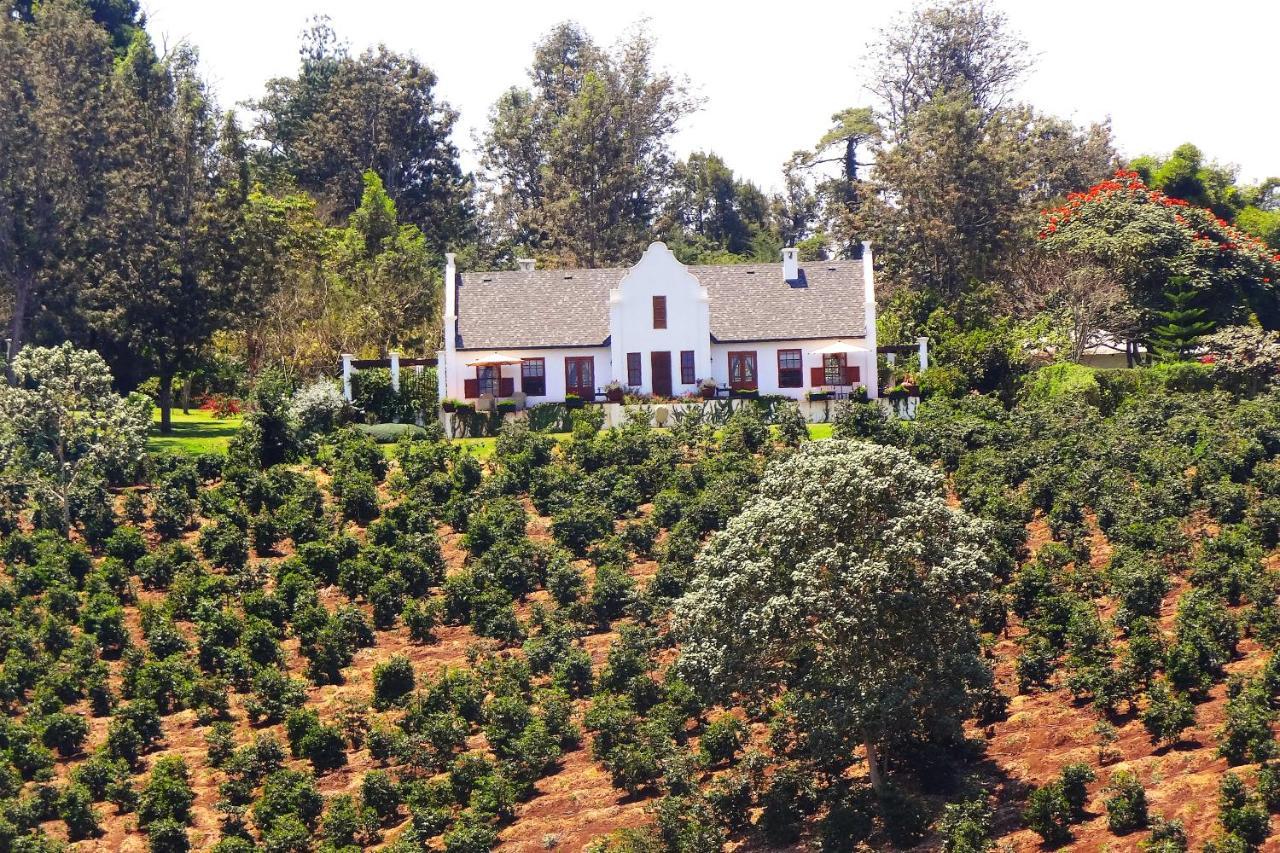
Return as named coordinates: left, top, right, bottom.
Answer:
left=1039, top=170, right=1280, bottom=328
left=200, top=394, right=242, bottom=418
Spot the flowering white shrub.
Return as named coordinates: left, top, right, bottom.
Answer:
left=673, top=439, right=994, bottom=789
left=289, top=378, right=351, bottom=438
left=0, top=343, right=150, bottom=532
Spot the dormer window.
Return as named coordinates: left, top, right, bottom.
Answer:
left=652, top=295, right=667, bottom=329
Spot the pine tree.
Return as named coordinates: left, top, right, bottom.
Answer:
left=1150, top=276, right=1214, bottom=361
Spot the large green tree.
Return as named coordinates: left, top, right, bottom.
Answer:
left=252, top=18, right=473, bottom=248
left=479, top=22, right=698, bottom=267
left=1039, top=170, right=1280, bottom=335
left=85, top=33, right=255, bottom=432
left=660, top=151, right=778, bottom=263
left=1132, top=143, right=1280, bottom=250
left=0, top=0, right=115, bottom=357
left=674, top=440, right=995, bottom=791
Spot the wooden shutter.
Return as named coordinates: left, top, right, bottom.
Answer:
left=463, top=378, right=479, bottom=398
left=653, top=295, right=667, bottom=329
left=498, top=377, right=515, bottom=396
left=845, top=365, right=861, bottom=385
left=810, top=367, right=825, bottom=387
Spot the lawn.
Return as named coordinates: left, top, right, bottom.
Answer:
left=148, top=408, right=242, bottom=455
left=807, top=422, right=833, bottom=440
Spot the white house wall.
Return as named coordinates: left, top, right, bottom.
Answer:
left=709, top=339, right=878, bottom=398
left=444, top=339, right=875, bottom=402
left=445, top=347, right=612, bottom=402
left=608, top=242, right=712, bottom=394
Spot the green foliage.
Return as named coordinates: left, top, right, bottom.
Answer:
left=1151, top=276, right=1214, bottom=361
left=675, top=440, right=994, bottom=775
left=1024, top=362, right=1101, bottom=406
left=1104, top=770, right=1148, bottom=834
left=1023, top=782, right=1074, bottom=845
left=138, top=757, right=195, bottom=828
left=373, top=655, right=416, bottom=708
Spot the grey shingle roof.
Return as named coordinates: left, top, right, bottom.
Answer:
left=454, top=259, right=866, bottom=350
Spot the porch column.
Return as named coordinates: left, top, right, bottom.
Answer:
left=917, top=337, right=929, bottom=372
left=341, top=354, right=354, bottom=401
left=389, top=351, right=401, bottom=392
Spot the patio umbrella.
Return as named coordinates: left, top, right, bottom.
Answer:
left=465, top=352, right=524, bottom=367
left=809, top=341, right=870, bottom=355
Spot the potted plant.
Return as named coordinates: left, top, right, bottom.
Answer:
left=698, top=377, right=718, bottom=399
left=564, top=392, right=584, bottom=410
left=453, top=401, right=476, bottom=415
left=849, top=385, right=869, bottom=403
left=885, top=383, right=909, bottom=401
left=730, top=387, right=759, bottom=400
left=900, top=374, right=920, bottom=396
left=441, top=398, right=458, bottom=413
left=806, top=389, right=830, bottom=402
left=496, top=400, right=518, bottom=415
left=604, top=380, right=625, bottom=403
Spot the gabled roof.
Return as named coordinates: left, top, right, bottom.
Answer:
left=454, top=252, right=867, bottom=350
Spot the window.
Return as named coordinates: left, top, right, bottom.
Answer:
left=565, top=356, right=594, bottom=398
left=680, top=350, right=695, bottom=384
left=777, top=349, right=802, bottom=388
left=477, top=366, right=499, bottom=397
left=652, top=295, right=667, bottom=329
left=627, top=352, right=642, bottom=387
left=727, top=351, right=757, bottom=390
left=824, top=353, right=847, bottom=386
left=521, top=358, right=545, bottom=396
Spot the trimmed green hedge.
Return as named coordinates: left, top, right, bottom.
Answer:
left=355, top=423, right=429, bottom=444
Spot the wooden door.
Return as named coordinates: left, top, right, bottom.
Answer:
left=651, top=351, right=673, bottom=398
left=565, top=356, right=594, bottom=399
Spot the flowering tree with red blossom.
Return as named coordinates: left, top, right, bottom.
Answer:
left=1038, top=170, right=1280, bottom=336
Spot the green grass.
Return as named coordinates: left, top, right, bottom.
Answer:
left=807, top=423, right=833, bottom=440
left=148, top=408, right=242, bottom=455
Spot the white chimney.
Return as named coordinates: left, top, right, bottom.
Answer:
left=516, top=258, right=535, bottom=272
left=781, top=247, right=799, bottom=282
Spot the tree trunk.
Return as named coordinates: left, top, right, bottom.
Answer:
left=181, top=374, right=193, bottom=415
left=158, top=372, right=174, bottom=434
left=864, top=734, right=885, bottom=796
left=6, top=269, right=33, bottom=380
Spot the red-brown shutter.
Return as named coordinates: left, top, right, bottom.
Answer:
left=810, top=367, right=825, bottom=386
left=498, top=377, right=515, bottom=396
left=845, top=365, right=861, bottom=385
left=463, top=378, right=479, bottom=398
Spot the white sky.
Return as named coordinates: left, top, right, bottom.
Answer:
left=140, top=0, right=1280, bottom=192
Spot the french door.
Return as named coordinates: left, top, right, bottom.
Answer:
left=727, top=351, right=758, bottom=390
left=565, top=356, right=595, bottom=399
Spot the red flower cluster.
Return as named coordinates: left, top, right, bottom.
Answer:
left=1038, top=169, right=1280, bottom=278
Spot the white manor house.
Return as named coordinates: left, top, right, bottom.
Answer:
left=435, top=241, right=922, bottom=408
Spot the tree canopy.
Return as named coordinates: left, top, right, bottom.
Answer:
left=674, top=440, right=995, bottom=789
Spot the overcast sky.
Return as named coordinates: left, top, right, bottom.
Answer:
left=140, top=0, right=1280, bottom=192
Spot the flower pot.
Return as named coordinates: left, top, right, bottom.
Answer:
left=699, top=387, right=716, bottom=399
left=564, top=397, right=585, bottom=410
left=605, top=388, right=624, bottom=403
left=441, top=400, right=457, bottom=413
